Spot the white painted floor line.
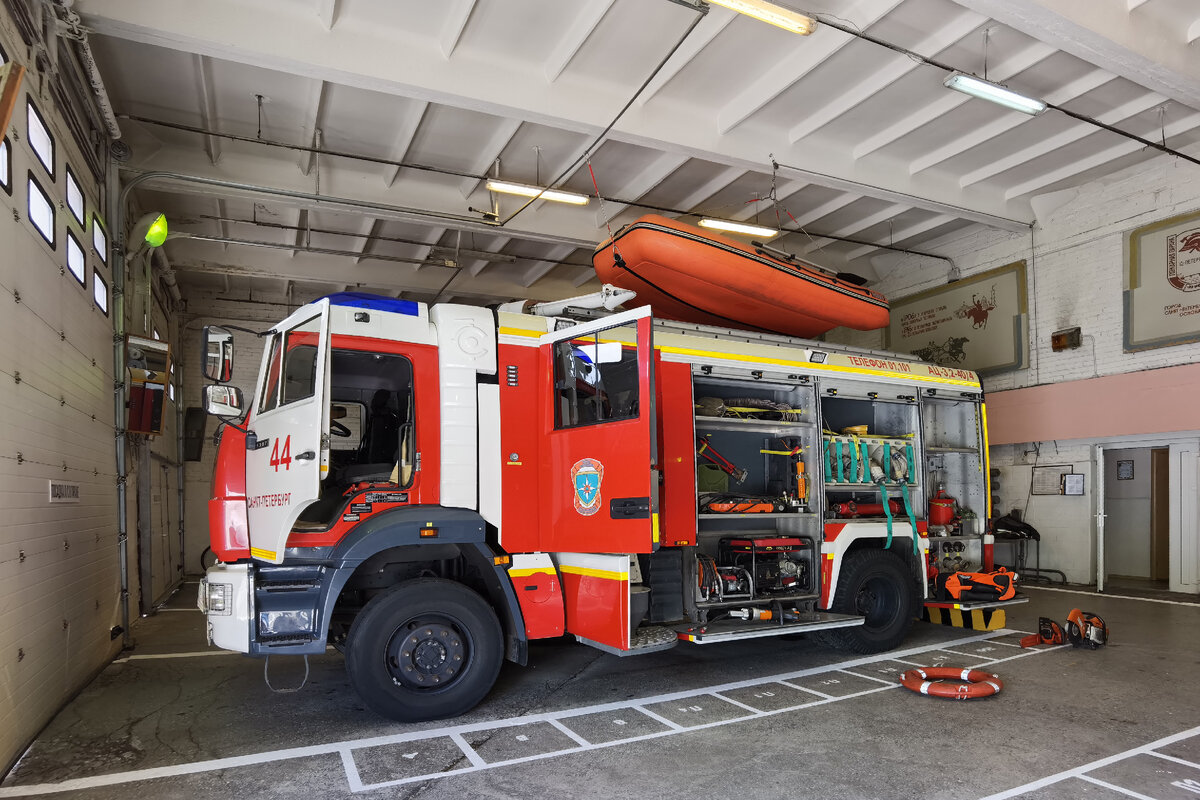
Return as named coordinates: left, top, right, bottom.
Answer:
left=1025, top=585, right=1200, bottom=607
left=711, top=693, right=762, bottom=713
left=153, top=608, right=198, bottom=613
left=448, top=733, right=487, bottom=769
left=545, top=718, right=591, bottom=747
left=1150, top=750, right=1200, bottom=770
left=978, top=723, right=1200, bottom=800
left=114, top=650, right=239, bottom=663
left=838, top=669, right=898, bottom=686
left=340, top=749, right=364, bottom=794
left=776, top=680, right=832, bottom=699
left=0, top=629, right=1034, bottom=798
left=633, top=706, right=685, bottom=731
left=1076, top=774, right=1158, bottom=800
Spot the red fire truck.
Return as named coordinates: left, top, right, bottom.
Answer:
left=198, top=290, right=1005, bottom=721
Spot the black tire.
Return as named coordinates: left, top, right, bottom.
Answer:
left=820, top=548, right=916, bottom=654
left=345, top=578, right=503, bottom=722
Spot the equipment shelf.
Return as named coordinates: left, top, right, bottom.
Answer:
left=695, top=417, right=812, bottom=435
left=697, top=512, right=817, bottom=519
left=823, top=482, right=915, bottom=490
left=925, top=445, right=979, bottom=454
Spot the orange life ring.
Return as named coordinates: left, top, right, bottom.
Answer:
left=899, top=667, right=1003, bottom=699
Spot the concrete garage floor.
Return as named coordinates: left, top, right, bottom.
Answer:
left=4, top=583, right=1200, bottom=799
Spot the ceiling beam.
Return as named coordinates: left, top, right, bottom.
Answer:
left=441, top=0, right=478, bottom=60
left=636, top=6, right=736, bottom=106
left=909, top=68, right=1114, bottom=175
left=352, top=217, right=381, bottom=264
left=670, top=166, right=746, bottom=216
left=843, top=213, right=956, bottom=259
left=298, top=80, right=329, bottom=176
left=948, top=0, right=1200, bottom=110
left=798, top=203, right=910, bottom=254
left=521, top=244, right=578, bottom=288
left=1003, top=111, right=1200, bottom=199
left=597, top=151, right=690, bottom=224
left=290, top=209, right=308, bottom=258
left=960, top=90, right=1166, bottom=187
left=469, top=236, right=511, bottom=276
left=852, top=41, right=1057, bottom=160
left=787, top=11, right=985, bottom=144
left=383, top=100, right=429, bottom=188
left=784, top=193, right=861, bottom=230
left=730, top=179, right=808, bottom=223
left=192, top=54, right=221, bottom=165
left=315, top=0, right=340, bottom=30
left=716, top=0, right=907, bottom=135
left=413, top=226, right=448, bottom=269
left=573, top=266, right=598, bottom=287
left=545, top=0, right=616, bottom=83
left=460, top=117, right=524, bottom=197
left=79, top=0, right=1036, bottom=229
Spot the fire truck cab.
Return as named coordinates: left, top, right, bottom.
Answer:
left=199, top=290, right=1001, bottom=721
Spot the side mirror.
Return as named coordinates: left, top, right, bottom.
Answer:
left=202, top=326, right=234, bottom=382
left=203, top=384, right=244, bottom=418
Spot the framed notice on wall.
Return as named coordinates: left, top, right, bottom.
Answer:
left=1125, top=208, right=1200, bottom=351
left=884, top=261, right=1029, bottom=375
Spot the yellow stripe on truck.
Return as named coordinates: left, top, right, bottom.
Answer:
left=508, top=568, right=557, bottom=578
left=559, top=565, right=629, bottom=581
left=250, top=547, right=277, bottom=561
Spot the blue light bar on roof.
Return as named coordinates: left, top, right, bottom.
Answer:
left=323, top=292, right=419, bottom=316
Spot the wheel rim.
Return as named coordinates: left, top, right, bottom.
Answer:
left=854, top=573, right=901, bottom=629
left=385, top=615, right=472, bottom=691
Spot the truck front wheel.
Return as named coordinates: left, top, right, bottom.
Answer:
left=821, top=549, right=916, bottom=654
left=345, top=578, right=503, bottom=721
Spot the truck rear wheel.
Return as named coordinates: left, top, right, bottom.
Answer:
left=345, top=578, right=503, bottom=721
left=820, top=549, right=915, bottom=654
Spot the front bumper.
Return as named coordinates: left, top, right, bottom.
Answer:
left=199, top=562, right=253, bottom=653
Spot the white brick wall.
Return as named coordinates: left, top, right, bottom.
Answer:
left=829, top=150, right=1200, bottom=584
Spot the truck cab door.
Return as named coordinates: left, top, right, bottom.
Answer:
left=539, top=306, right=658, bottom=553
left=244, top=300, right=331, bottom=564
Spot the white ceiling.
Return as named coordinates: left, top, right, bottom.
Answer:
left=75, top=0, right=1200, bottom=307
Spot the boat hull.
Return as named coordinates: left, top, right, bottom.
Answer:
left=593, top=215, right=890, bottom=338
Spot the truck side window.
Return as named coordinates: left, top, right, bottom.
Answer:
left=281, top=316, right=320, bottom=405
left=257, top=334, right=282, bottom=415
left=553, top=334, right=639, bottom=429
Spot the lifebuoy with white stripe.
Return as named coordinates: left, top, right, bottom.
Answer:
left=899, top=667, right=1003, bottom=699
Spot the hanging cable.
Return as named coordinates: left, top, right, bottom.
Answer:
left=499, top=3, right=709, bottom=226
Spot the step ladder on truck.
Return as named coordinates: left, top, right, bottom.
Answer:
left=197, top=288, right=1024, bottom=721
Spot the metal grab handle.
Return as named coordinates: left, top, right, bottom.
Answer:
left=295, top=450, right=316, bottom=461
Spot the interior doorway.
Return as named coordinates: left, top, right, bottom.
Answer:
left=1102, top=446, right=1169, bottom=591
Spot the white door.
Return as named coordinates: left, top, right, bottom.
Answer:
left=245, top=300, right=331, bottom=564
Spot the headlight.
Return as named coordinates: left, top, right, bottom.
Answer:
left=204, top=581, right=232, bottom=616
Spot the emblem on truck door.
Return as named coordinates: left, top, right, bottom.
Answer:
left=570, top=458, right=604, bottom=516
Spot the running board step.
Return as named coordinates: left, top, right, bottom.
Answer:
left=574, top=626, right=679, bottom=657
left=675, top=612, right=864, bottom=644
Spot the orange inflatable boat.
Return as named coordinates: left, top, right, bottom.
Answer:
left=592, top=215, right=889, bottom=338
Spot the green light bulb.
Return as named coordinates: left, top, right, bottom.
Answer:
left=145, top=213, right=168, bottom=247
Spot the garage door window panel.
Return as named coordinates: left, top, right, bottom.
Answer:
left=0, top=138, right=11, bottom=196
left=28, top=172, right=55, bottom=248
left=66, top=229, right=85, bottom=287
left=93, top=272, right=108, bottom=315
left=92, top=215, right=107, bottom=263
left=65, top=165, right=83, bottom=225
left=26, top=98, right=54, bottom=178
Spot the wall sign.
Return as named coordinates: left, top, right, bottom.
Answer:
left=1124, top=208, right=1200, bottom=351
left=1117, top=459, right=1134, bottom=480
left=48, top=480, right=80, bottom=503
left=885, top=261, right=1028, bottom=375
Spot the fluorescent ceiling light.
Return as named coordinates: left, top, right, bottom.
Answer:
left=706, top=0, right=816, bottom=35
left=485, top=180, right=589, bottom=206
left=698, top=218, right=779, bottom=238
left=943, top=73, right=1047, bottom=116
